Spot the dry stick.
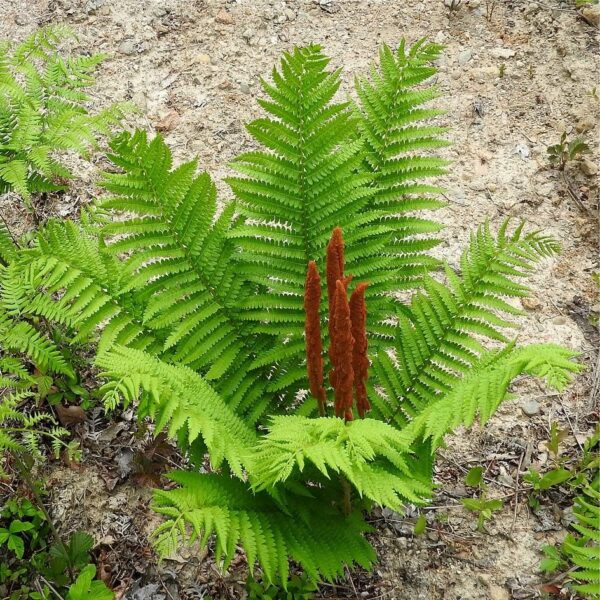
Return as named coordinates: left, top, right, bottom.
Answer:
left=156, top=572, right=178, bottom=600
left=510, top=450, right=526, bottom=534
left=345, top=566, right=360, bottom=599
left=562, top=171, right=597, bottom=220
left=38, top=575, right=66, bottom=600
left=556, top=395, right=584, bottom=452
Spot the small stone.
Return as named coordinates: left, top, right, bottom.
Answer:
left=525, top=3, right=538, bottom=14
left=561, top=506, right=575, bottom=528
left=131, top=91, right=147, bottom=111
left=85, top=0, right=105, bottom=13
left=489, top=584, right=510, bottom=600
left=458, top=50, right=473, bottom=65
left=285, top=8, right=296, bottom=20
left=497, top=466, right=514, bottom=487
left=581, top=5, right=600, bottom=27
left=118, top=39, right=136, bottom=55
left=581, top=158, right=598, bottom=176
left=552, top=316, right=567, bottom=325
left=215, top=9, right=233, bottom=24
left=240, top=82, right=251, bottom=94
left=575, top=116, right=596, bottom=133
left=491, top=47, right=516, bottom=59
left=521, top=297, right=541, bottom=310
left=196, top=53, right=211, bottom=65
left=435, top=31, right=447, bottom=44
left=14, top=14, right=28, bottom=25
left=521, top=399, right=540, bottom=417
left=427, top=530, right=440, bottom=541
left=469, top=179, right=487, bottom=192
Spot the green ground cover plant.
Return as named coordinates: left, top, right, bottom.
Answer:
left=0, top=26, right=127, bottom=210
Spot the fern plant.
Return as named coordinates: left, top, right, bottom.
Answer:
left=0, top=355, right=79, bottom=478
left=7, top=40, right=583, bottom=585
left=540, top=429, right=600, bottom=599
left=0, top=223, right=79, bottom=477
left=0, top=26, right=127, bottom=207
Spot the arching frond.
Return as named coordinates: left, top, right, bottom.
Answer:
left=370, top=220, right=562, bottom=428
left=152, top=471, right=375, bottom=584
left=399, top=344, right=582, bottom=447
left=96, top=346, right=256, bottom=477
left=253, top=415, right=431, bottom=509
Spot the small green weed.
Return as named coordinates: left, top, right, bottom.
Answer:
left=0, top=497, right=113, bottom=599
left=462, top=466, right=504, bottom=531
left=547, top=132, right=590, bottom=171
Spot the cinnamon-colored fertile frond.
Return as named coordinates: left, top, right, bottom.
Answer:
left=349, top=283, right=370, bottom=419
left=326, top=227, right=345, bottom=347
left=331, top=279, right=354, bottom=420
left=304, top=260, right=326, bottom=416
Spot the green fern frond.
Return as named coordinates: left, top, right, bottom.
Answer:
left=253, top=416, right=431, bottom=509
left=227, top=41, right=447, bottom=347
left=0, top=221, right=17, bottom=264
left=96, top=346, right=256, bottom=477
left=354, top=38, right=449, bottom=278
left=99, top=131, right=255, bottom=378
left=400, top=343, right=582, bottom=447
left=0, top=26, right=127, bottom=202
left=0, top=310, right=73, bottom=377
left=152, top=471, right=375, bottom=583
left=563, top=479, right=600, bottom=598
left=0, top=356, right=72, bottom=476
left=22, top=221, right=158, bottom=353
left=370, top=220, right=562, bottom=428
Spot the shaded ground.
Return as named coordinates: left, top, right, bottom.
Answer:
left=0, top=0, right=598, bottom=598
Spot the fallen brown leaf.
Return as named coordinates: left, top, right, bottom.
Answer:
left=156, top=109, right=180, bottom=132
left=540, top=584, right=561, bottom=595
left=55, top=403, right=86, bottom=426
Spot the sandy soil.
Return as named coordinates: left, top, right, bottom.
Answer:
left=0, top=0, right=598, bottom=598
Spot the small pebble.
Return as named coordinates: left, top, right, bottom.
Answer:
left=581, top=158, right=598, bottom=177
left=521, top=297, right=541, bottom=311
left=215, top=9, right=233, bottom=24
left=581, top=5, right=600, bottom=26
left=458, top=50, right=473, bottom=65
left=521, top=399, right=540, bottom=417
left=491, top=47, right=516, bottom=59
left=196, top=53, right=211, bottom=65
left=240, top=82, right=251, bottom=94
left=118, top=39, right=136, bottom=55
left=575, top=116, right=596, bottom=133
left=85, top=0, right=105, bottom=13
